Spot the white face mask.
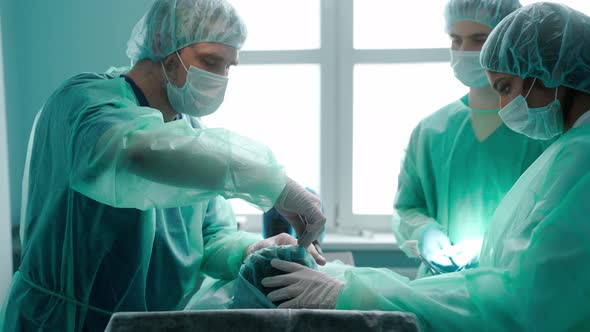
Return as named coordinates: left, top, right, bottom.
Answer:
left=498, top=78, right=564, bottom=140
left=450, top=50, right=489, bottom=88
left=162, top=52, right=228, bottom=117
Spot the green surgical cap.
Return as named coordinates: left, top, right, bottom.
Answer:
left=126, top=0, right=247, bottom=62
left=481, top=2, right=590, bottom=93
left=444, top=0, right=521, bottom=31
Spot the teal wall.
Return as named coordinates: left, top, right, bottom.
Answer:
left=1, top=0, right=153, bottom=225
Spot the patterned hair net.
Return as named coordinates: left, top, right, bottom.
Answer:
left=445, top=0, right=521, bottom=31
left=127, top=0, right=247, bottom=62
left=481, top=2, right=590, bottom=93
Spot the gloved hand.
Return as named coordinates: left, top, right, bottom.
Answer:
left=419, top=227, right=455, bottom=273
left=243, top=233, right=326, bottom=265
left=274, top=177, right=326, bottom=248
left=262, top=259, right=344, bottom=309
left=442, top=239, right=483, bottom=269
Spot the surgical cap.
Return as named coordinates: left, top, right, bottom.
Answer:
left=126, top=0, right=247, bottom=62
left=444, top=0, right=521, bottom=32
left=481, top=2, right=590, bottom=93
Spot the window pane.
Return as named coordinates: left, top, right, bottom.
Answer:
left=228, top=0, right=320, bottom=51
left=354, top=0, right=449, bottom=49
left=353, top=63, right=466, bottom=215
left=521, top=0, right=590, bottom=15
left=203, top=65, right=321, bottom=214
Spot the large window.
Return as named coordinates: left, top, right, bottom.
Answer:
left=207, top=0, right=590, bottom=233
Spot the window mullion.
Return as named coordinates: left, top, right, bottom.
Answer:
left=320, top=0, right=338, bottom=231
left=333, top=0, right=354, bottom=231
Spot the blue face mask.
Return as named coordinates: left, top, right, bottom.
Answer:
left=162, top=52, right=228, bottom=117
left=499, top=78, right=563, bottom=140
left=450, top=50, right=489, bottom=88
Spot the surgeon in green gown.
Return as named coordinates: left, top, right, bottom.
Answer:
left=392, top=0, right=549, bottom=277
left=262, top=3, right=590, bottom=331
left=0, top=0, right=327, bottom=331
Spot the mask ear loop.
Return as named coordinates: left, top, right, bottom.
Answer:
left=524, top=77, right=537, bottom=99
left=176, top=51, right=189, bottom=71
left=161, top=62, right=172, bottom=83
left=160, top=50, right=188, bottom=84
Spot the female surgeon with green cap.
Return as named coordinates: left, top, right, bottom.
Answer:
left=392, top=0, right=548, bottom=278
left=262, top=3, right=590, bottom=331
left=0, top=0, right=326, bottom=330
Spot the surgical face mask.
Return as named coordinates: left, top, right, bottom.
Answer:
left=162, top=52, right=228, bottom=117
left=450, top=50, right=489, bottom=88
left=499, top=78, right=564, bottom=140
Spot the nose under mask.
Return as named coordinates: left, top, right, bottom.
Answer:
left=450, top=50, right=490, bottom=88
left=162, top=52, right=228, bottom=117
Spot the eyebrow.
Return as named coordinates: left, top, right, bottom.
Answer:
left=449, top=33, right=489, bottom=39
left=469, top=33, right=489, bottom=39
left=197, top=53, right=238, bottom=66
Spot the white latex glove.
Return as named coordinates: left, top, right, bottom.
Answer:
left=419, top=227, right=455, bottom=271
left=262, top=259, right=344, bottom=309
left=274, top=178, right=326, bottom=248
left=442, top=239, right=483, bottom=268
left=243, top=233, right=326, bottom=265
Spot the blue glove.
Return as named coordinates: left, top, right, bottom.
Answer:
left=419, top=227, right=456, bottom=273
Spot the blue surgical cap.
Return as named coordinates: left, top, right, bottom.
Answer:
left=481, top=2, right=590, bottom=93
left=126, top=0, right=247, bottom=62
left=444, top=0, right=522, bottom=32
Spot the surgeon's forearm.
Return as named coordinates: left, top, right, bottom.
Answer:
left=202, top=231, right=261, bottom=280
left=122, top=127, right=287, bottom=206
left=126, top=140, right=229, bottom=190
left=393, top=208, right=439, bottom=243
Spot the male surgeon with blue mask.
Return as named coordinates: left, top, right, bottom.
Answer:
left=392, top=0, right=548, bottom=278
left=0, top=0, right=326, bottom=330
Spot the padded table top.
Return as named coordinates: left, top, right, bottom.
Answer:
left=105, top=309, right=420, bottom=332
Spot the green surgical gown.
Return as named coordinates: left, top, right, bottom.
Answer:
left=338, top=122, right=590, bottom=331
left=0, top=67, right=288, bottom=331
left=392, top=96, right=548, bottom=276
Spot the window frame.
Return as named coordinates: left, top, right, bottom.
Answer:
left=237, top=0, right=454, bottom=233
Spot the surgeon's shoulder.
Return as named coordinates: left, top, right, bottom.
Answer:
left=553, top=125, right=590, bottom=165
left=59, top=70, right=123, bottom=95
left=46, top=70, right=131, bottom=112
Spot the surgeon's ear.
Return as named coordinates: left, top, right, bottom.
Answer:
left=162, top=53, right=180, bottom=81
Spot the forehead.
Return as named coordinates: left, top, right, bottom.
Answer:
left=185, top=42, right=238, bottom=62
left=485, top=71, right=519, bottom=81
left=449, top=20, right=492, bottom=36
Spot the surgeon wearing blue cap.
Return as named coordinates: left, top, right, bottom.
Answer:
left=392, top=0, right=547, bottom=278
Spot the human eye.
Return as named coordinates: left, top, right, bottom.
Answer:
left=497, top=83, right=511, bottom=95
left=202, top=56, right=218, bottom=67
left=473, top=36, right=487, bottom=45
